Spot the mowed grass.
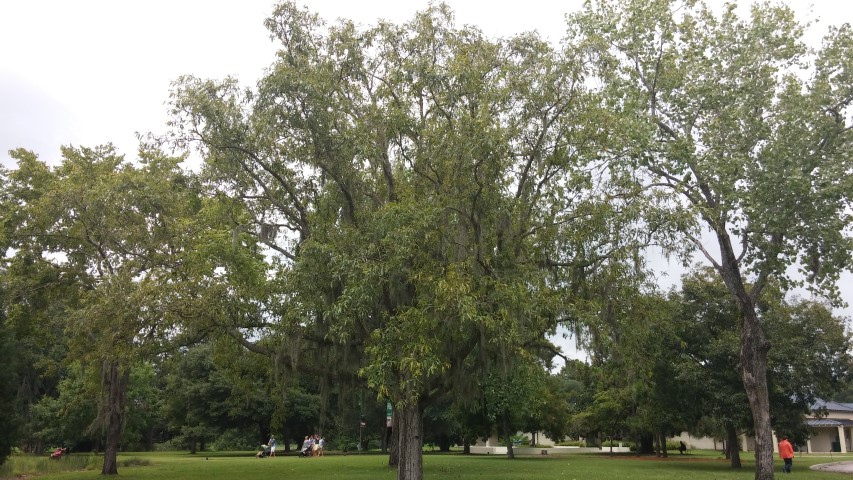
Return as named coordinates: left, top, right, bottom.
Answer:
left=10, top=450, right=853, bottom=480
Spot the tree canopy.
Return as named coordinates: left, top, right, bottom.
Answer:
left=568, top=0, right=853, bottom=478
left=168, top=3, right=654, bottom=478
left=1, top=2, right=851, bottom=480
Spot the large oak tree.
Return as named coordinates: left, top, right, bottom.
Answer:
left=169, top=3, right=648, bottom=478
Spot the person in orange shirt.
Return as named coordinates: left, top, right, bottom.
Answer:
left=778, top=436, right=794, bottom=473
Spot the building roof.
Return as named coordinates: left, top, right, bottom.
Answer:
left=806, top=418, right=853, bottom=428
left=812, top=400, right=853, bottom=413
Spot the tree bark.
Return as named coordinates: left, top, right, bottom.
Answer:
left=716, top=234, right=774, bottom=480
left=438, top=433, right=451, bottom=452
left=101, top=361, right=129, bottom=475
left=502, top=416, right=515, bottom=459
left=396, top=400, right=423, bottom=480
left=639, top=433, right=654, bottom=454
left=388, top=413, right=399, bottom=467
left=726, top=425, right=742, bottom=469
left=740, top=306, right=774, bottom=480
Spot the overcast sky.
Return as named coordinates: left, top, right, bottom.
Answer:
left=1, top=0, right=851, bottom=362
left=2, top=0, right=849, bottom=165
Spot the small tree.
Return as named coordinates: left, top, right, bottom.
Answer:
left=3, top=146, right=229, bottom=473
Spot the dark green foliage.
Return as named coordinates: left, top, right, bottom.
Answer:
left=123, top=363, right=168, bottom=451
left=0, top=312, right=18, bottom=465
left=162, top=343, right=270, bottom=453
left=1, top=254, right=75, bottom=453
left=669, top=269, right=852, bottom=455
left=28, top=362, right=99, bottom=452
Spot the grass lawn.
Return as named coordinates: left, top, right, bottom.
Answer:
left=7, top=450, right=853, bottom=480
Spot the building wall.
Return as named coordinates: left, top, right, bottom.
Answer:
left=670, top=432, right=720, bottom=450
left=808, top=406, right=853, bottom=453
left=809, top=430, right=837, bottom=453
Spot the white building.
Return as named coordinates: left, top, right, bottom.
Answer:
left=802, top=400, right=853, bottom=453
left=675, top=400, right=853, bottom=454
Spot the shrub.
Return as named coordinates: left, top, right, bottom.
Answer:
left=666, top=441, right=687, bottom=452
left=209, top=429, right=258, bottom=451
left=0, top=452, right=102, bottom=478
left=154, top=439, right=184, bottom=451
left=556, top=440, right=586, bottom=447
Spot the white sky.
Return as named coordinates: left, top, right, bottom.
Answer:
left=1, top=0, right=851, bottom=363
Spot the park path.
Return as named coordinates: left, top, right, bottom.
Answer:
left=811, top=461, right=853, bottom=473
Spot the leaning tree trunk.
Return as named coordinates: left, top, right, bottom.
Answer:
left=396, top=400, right=423, bottom=480
left=102, top=361, right=129, bottom=475
left=726, top=425, right=742, bottom=469
left=716, top=235, right=774, bottom=480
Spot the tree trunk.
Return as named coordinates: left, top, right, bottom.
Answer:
left=101, top=361, right=129, bottom=475
left=639, top=433, right=654, bottom=454
left=659, top=433, right=668, bottom=458
left=741, top=307, right=773, bottom=480
left=145, top=427, right=155, bottom=451
left=438, top=433, right=451, bottom=452
left=726, top=425, right=742, bottom=469
left=502, top=416, right=515, bottom=459
left=388, top=413, right=399, bottom=467
left=463, top=438, right=470, bottom=455
left=396, top=400, right=423, bottom=480
left=716, top=234, right=774, bottom=480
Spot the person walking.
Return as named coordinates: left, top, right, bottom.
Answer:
left=779, top=436, right=794, bottom=473
left=269, top=435, right=277, bottom=457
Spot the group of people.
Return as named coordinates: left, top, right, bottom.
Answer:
left=255, top=434, right=326, bottom=458
left=300, top=434, right=325, bottom=457
left=250, top=433, right=793, bottom=472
